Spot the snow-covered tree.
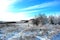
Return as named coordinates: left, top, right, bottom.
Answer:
left=32, top=14, right=48, bottom=26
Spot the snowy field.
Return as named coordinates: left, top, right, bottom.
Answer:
left=0, top=23, right=60, bottom=40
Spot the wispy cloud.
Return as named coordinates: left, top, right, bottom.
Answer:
left=20, top=1, right=60, bottom=11
left=0, top=0, right=25, bottom=21
left=0, top=12, right=28, bottom=21
left=0, top=0, right=40, bottom=21
left=0, top=0, right=60, bottom=21
left=0, top=0, right=19, bottom=21
left=0, top=0, right=17, bottom=12
left=0, top=10, right=40, bottom=21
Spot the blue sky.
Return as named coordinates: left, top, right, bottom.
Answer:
left=0, top=0, right=60, bottom=21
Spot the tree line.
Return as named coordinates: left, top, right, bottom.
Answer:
left=32, top=14, right=60, bottom=26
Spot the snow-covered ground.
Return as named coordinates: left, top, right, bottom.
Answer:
left=0, top=23, right=60, bottom=40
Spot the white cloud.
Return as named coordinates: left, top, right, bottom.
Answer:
left=0, top=0, right=16, bottom=21
left=0, top=0, right=30, bottom=21
left=0, top=12, right=27, bottom=21
left=0, top=0, right=60, bottom=21
left=0, top=9, right=39, bottom=21
left=0, top=0, right=17, bottom=11
left=0, top=0, right=38, bottom=21
left=20, top=1, right=60, bottom=11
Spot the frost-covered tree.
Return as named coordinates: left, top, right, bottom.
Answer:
left=48, top=16, right=55, bottom=24
left=48, top=16, right=59, bottom=25
left=32, top=14, right=48, bottom=26
left=57, top=16, right=60, bottom=25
